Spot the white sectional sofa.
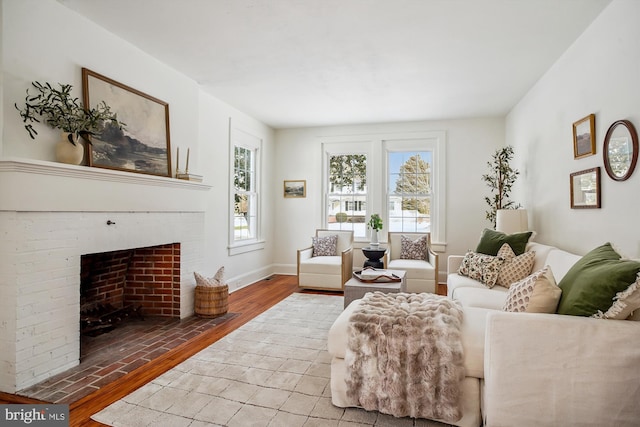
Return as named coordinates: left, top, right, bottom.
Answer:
left=328, top=241, right=640, bottom=427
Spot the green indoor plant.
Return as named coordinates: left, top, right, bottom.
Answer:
left=367, top=213, right=383, bottom=231
left=15, top=81, right=125, bottom=145
left=367, top=213, right=383, bottom=246
left=482, top=145, right=521, bottom=227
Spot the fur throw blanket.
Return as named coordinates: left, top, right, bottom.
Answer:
left=345, top=292, right=465, bottom=422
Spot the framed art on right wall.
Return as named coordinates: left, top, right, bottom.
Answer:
left=573, top=114, right=596, bottom=159
left=570, top=167, right=601, bottom=209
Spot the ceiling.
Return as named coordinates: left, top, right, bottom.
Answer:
left=57, top=0, right=611, bottom=129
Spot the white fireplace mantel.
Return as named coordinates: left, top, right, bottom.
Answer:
left=0, top=158, right=211, bottom=212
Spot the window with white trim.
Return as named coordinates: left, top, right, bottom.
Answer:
left=229, top=125, right=263, bottom=255
left=323, top=141, right=371, bottom=239
left=387, top=151, right=432, bottom=232
left=233, top=145, right=257, bottom=240
left=383, top=133, right=446, bottom=250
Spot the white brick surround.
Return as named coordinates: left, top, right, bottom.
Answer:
left=0, top=159, right=210, bottom=393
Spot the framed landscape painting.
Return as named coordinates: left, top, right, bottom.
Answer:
left=284, top=180, right=306, bottom=198
left=573, top=114, right=596, bottom=159
left=82, top=68, right=172, bottom=177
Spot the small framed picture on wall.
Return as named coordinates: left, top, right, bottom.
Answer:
left=573, top=114, right=596, bottom=159
left=570, top=167, right=601, bottom=209
left=284, top=180, right=306, bottom=198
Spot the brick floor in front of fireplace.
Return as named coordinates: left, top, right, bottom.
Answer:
left=18, top=312, right=238, bottom=404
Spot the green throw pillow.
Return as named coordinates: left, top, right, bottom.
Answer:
left=475, top=228, right=533, bottom=256
left=556, top=242, right=640, bottom=317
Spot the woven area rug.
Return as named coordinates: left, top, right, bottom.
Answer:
left=92, top=293, right=451, bottom=427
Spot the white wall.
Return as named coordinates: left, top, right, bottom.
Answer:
left=273, top=118, right=505, bottom=281
left=507, top=0, right=640, bottom=258
left=1, top=0, right=276, bottom=289
left=197, top=92, right=276, bottom=290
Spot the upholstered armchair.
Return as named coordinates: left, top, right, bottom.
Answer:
left=297, top=229, right=354, bottom=291
left=383, top=232, right=438, bottom=293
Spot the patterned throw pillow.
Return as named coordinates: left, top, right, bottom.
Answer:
left=312, top=234, right=338, bottom=257
left=194, top=266, right=225, bottom=287
left=458, top=251, right=505, bottom=288
left=502, top=266, right=561, bottom=313
left=495, top=243, right=536, bottom=289
left=400, top=235, right=427, bottom=260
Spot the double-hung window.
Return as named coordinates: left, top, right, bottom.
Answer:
left=387, top=151, right=432, bottom=232
left=323, top=141, right=370, bottom=239
left=229, top=125, right=263, bottom=254
left=234, top=145, right=256, bottom=240
left=384, top=132, right=446, bottom=250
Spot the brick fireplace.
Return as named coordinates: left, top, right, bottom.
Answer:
left=0, top=159, right=211, bottom=394
left=81, top=243, right=181, bottom=318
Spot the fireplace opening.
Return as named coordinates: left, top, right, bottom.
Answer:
left=80, top=243, right=181, bottom=336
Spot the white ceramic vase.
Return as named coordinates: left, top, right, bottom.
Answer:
left=55, top=132, right=84, bottom=165
left=370, top=229, right=379, bottom=246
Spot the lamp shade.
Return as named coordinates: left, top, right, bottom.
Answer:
left=496, top=209, right=529, bottom=234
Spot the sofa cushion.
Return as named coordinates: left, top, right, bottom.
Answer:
left=503, top=266, right=562, bottom=313
left=299, top=255, right=342, bottom=274
left=454, top=286, right=508, bottom=310
left=495, top=243, right=535, bottom=288
left=475, top=228, right=533, bottom=256
left=387, top=258, right=434, bottom=280
left=400, top=234, right=427, bottom=260
left=312, top=234, right=337, bottom=256
left=458, top=251, right=505, bottom=288
left=460, top=306, right=492, bottom=379
left=525, top=242, right=558, bottom=273
left=447, top=272, right=490, bottom=299
left=557, top=243, right=640, bottom=317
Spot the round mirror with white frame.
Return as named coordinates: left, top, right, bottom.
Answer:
left=603, top=119, right=638, bottom=181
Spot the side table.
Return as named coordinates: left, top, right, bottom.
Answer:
left=362, top=246, right=387, bottom=269
left=343, top=270, right=406, bottom=308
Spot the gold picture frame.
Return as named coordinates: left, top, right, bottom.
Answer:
left=284, top=180, right=306, bottom=198
left=573, top=114, right=596, bottom=159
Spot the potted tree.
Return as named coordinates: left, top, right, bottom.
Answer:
left=482, top=145, right=521, bottom=227
left=367, top=213, right=383, bottom=246
left=15, top=81, right=126, bottom=164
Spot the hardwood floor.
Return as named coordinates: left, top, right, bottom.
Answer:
left=0, top=275, right=446, bottom=426
left=0, top=275, right=304, bottom=426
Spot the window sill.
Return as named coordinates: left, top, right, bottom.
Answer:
left=228, top=240, right=266, bottom=256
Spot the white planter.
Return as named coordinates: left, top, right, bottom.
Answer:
left=370, top=229, right=380, bottom=246
left=55, top=133, right=84, bottom=165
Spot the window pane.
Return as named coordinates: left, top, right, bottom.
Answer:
left=327, top=154, right=367, bottom=237
left=233, top=145, right=257, bottom=241
left=234, top=193, right=257, bottom=240
left=388, top=151, right=431, bottom=233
